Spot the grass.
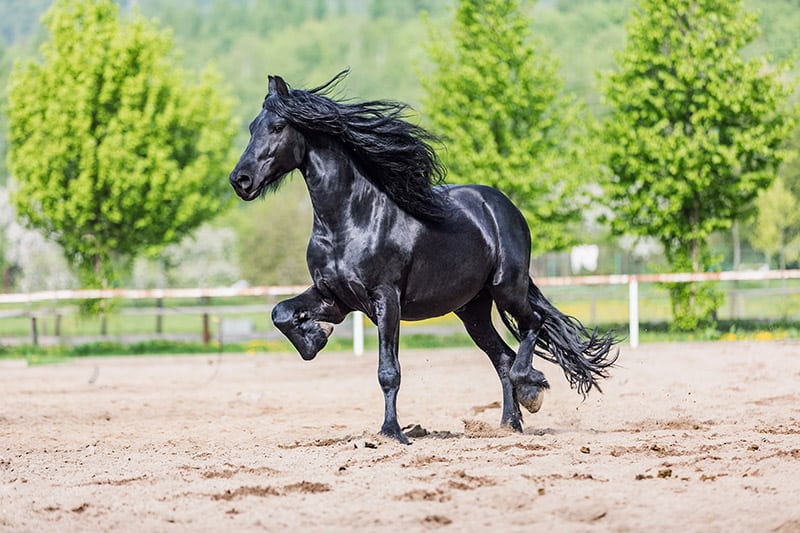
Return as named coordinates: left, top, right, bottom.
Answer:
left=0, top=310, right=275, bottom=337
left=4, top=279, right=799, bottom=337
left=3, top=279, right=800, bottom=364
left=0, top=333, right=476, bottom=365
left=3, top=319, right=798, bottom=366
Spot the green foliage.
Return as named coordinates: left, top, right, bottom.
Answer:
left=0, top=339, right=277, bottom=361
left=664, top=282, right=724, bottom=331
left=2, top=0, right=800, bottom=291
left=6, top=0, right=237, bottom=288
left=750, top=176, right=800, bottom=269
left=601, top=0, right=796, bottom=329
left=422, top=0, right=602, bottom=255
left=748, top=125, right=800, bottom=269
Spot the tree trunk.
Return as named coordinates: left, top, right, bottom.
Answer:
left=691, top=198, right=701, bottom=273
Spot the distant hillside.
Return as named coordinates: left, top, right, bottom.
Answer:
left=0, top=0, right=797, bottom=183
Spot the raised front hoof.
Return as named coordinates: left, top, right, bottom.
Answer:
left=286, top=321, right=334, bottom=361
left=517, top=383, right=546, bottom=414
left=293, top=337, right=326, bottom=361
left=379, top=424, right=411, bottom=445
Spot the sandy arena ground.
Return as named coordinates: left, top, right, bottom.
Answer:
left=1, top=340, right=800, bottom=532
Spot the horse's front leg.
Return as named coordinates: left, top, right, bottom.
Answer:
left=372, top=289, right=408, bottom=444
left=272, top=287, right=346, bottom=361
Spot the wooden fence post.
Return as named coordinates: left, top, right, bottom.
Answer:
left=31, top=316, right=38, bottom=346
left=202, top=312, right=210, bottom=345
left=156, top=298, right=163, bottom=334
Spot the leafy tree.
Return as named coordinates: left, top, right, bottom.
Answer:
left=749, top=125, right=800, bottom=269
left=6, top=0, right=237, bottom=289
left=421, top=0, right=600, bottom=254
left=5, top=0, right=799, bottom=291
left=777, top=128, right=800, bottom=199
left=750, top=177, right=800, bottom=269
left=601, top=0, right=795, bottom=330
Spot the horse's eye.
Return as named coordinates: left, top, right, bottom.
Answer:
left=271, top=124, right=285, bottom=134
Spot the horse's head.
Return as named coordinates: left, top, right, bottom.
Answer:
left=229, top=75, right=306, bottom=201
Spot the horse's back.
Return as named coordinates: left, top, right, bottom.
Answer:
left=437, top=184, right=531, bottom=250
left=400, top=184, right=532, bottom=320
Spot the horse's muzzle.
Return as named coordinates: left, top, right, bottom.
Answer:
left=231, top=172, right=266, bottom=201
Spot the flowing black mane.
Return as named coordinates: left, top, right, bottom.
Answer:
left=263, top=71, right=448, bottom=221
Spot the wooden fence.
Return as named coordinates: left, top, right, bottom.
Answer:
left=2, top=270, right=800, bottom=351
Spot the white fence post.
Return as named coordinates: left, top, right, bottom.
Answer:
left=628, top=277, right=639, bottom=349
left=353, top=311, right=364, bottom=356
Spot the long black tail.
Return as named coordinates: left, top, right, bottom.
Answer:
left=500, top=279, right=620, bottom=396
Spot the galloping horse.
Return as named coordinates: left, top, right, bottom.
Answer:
left=230, top=72, right=618, bottom=443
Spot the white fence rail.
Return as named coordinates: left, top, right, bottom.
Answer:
left=534, top=269, right=800, bottom=347
left=2, top=269, right=800, bottom=351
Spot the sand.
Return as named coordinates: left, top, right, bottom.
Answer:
left=2, top=340, right=800, bottom=531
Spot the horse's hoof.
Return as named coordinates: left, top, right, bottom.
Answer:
left=517, top=383, right=545, bottom=414
left=288, top=321, right=331, bottom=361
left=379, top=425, right=411, bottom=445
left=502, top=418, right=524, bottom=433
left=317, top=321, right=334, bottom=337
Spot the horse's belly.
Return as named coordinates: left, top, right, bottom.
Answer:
left=400, top=247, right=492, bottom=320
left=400, top=294, right=476, bottom=321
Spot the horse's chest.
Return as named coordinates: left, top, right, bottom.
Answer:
left=307, top=234, right=404, bottom=302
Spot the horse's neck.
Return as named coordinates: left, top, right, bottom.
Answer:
left=300, top=139, right=385, bottom=231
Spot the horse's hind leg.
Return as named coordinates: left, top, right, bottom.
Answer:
left=490, top=285, right=550, bottom=415
left=272, top=286, right=347, bottom=361
left=456, top=292, right=524, bottom=432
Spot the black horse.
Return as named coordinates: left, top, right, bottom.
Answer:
left=230, top=72, right=618, bottom=443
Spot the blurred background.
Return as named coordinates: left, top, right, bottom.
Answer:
left=0, top=0, right=798, bottom=348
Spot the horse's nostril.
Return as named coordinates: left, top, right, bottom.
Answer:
left=236, top=173, right=252, bottom=189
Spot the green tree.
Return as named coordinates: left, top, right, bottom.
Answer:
left=601, top=0, right=795, bottom=330
left=749, top=125, right=800, bottom=269
left=6, top=0, right=237, bottom=289
left=750, top=176, right=800, bottom=269
left=421, top=0, right=600, bottom=254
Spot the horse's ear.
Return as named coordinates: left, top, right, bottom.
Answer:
left=268, top=75, right=289, bottom=97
